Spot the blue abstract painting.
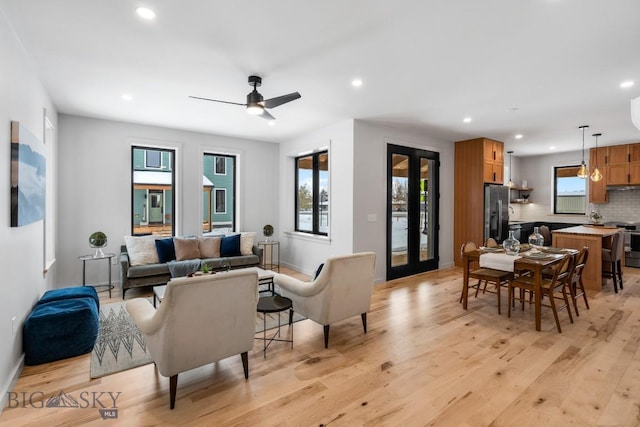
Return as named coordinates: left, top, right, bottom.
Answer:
left=11, top=121, right=46, bottom=227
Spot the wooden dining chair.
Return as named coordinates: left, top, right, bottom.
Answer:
left=538, top=225, right=552, bottom=246
left=508, top=254, right=574, bottom=333
left=459, top=241, right=513, bottom=314
left=602, top=230, right=624, bottom=293
left=567, top=246, right=589, bottom=316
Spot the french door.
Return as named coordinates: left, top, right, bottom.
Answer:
left=387, top=144, right=440, bottom=280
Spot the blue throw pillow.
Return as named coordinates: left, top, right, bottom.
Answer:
left=220, top=234, right=241, bottom=257
left=155, top=238, right=176, bottom=263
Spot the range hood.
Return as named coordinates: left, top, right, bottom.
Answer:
left=606, top=185, right=640, bottom=191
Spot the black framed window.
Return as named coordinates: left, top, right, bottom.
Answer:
left=554, top=166, right=586, bottom=214
left=203, top=153, right=236, bottom=233
left=131, top=146, right=175, bottom=236
left=295, top=151, right=329, bottom=235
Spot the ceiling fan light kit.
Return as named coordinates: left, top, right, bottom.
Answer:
left=190, top=75, right=301, bottom=121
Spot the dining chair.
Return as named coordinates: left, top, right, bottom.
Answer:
left=460, top=241, right=513, bottom=314
left=538, top=225, right=552, bottom=246
left=508, top=254, right=574, bottom=333
left=602, top=230, right=624, bottom=293
left=567, top=246, right=589, bottom=316
left=485, top=238, right=499, bottom=248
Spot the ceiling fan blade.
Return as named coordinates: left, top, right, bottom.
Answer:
left=189, top=96, right=246, bottom=106
left=259, top=110, right=276, bottom=121
left=263, top=92, right=301, bottom=109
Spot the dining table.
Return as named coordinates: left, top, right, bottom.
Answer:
left=462, top=247, right=577, bottom=331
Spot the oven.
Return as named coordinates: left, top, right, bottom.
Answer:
left=606, top=222, right=640, bottom=268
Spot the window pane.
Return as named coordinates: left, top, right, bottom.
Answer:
left=132, top=147, right=174, bottom=236
left=203, top=153, right=235, bottom=234
left=297, top=155, right=313, bottom=232
left=555, top=167, right=586, bottom=214
left=318, top=152, right=329, bottom=234
left=391, top=154, right=409, bottom=267
left=146, top=150, right=161, bottom=168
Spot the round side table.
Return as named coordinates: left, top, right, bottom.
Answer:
left=256, top=295, right=293, bottom=357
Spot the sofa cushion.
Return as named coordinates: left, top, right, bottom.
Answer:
left=125, top=235, right=160, bottom=266
left=155, top=238, right=176, bottom=263
left=127, top=263, right=170, bottom=278
left=174, top=237, right=200, bottom=261
left=199, top=236, right=221, bottom=258
left=240, top=232, right=256, bottom=256
left=220, top=234, right=241, bottom=257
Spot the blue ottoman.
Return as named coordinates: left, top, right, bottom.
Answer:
left=23, top=297, right=99, bottom=365
left=39, top=286, right=100, bottom=310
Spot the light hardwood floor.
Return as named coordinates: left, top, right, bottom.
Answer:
left=2, top=265, right=640, bottom=426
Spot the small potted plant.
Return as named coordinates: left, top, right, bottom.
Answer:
left=522, top=193, right=530, bottom=202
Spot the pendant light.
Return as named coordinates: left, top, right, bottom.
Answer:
left=577, top=125, right=590, bottom=178
left=507, top=150, right=514, bottom=187
left=590, top=133, right=603, bottom=182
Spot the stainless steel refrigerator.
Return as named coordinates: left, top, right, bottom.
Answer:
left=484, top=184, right=509, bottom=243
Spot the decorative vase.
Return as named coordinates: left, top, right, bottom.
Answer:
left=528, top=226, right=544, bottom=248
left=503, top=230, right=521, bottom=256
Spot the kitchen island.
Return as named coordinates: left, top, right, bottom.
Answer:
left=552, top=225, right=620, bottom=290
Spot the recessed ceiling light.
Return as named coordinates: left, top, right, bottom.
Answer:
left=463, top=117, right=472, bottom=123
left=136, top=7, right=156, bottom=20
left=549, top=146, right=556, bottom=150
left=515, top=134, right=523, bottom=139
left=122, top=94, right=133, bottom=101
left=620, top=80, right=635, bottom=89
left=268, top=120, right=275, bottom=126
left=351, top=79, right=363, bottom=87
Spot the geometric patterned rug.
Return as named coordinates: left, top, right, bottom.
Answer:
left=90, top=302, right=153, bottom=379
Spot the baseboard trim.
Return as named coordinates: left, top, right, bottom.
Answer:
left=0, top=354, right=24, bottom=414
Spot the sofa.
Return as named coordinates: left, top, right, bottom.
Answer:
left=119, top=233, right=262, bottom=299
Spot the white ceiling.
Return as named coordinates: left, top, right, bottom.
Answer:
left=2, top=0, right=639, bottom=156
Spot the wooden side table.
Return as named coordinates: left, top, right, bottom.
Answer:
left=258, top=240, right=280, bottom=272
left=78, top=253, right=115, bottom=297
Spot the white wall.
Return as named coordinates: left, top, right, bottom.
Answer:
left=513, top=149, right=590, bottom=223
left=57, top=115, right=279, bottom=289
left=0, top=9, right=58, bottom=408
left=353, top=121, right=455, bottom=281
left=278, top=120, right=355, bottom=276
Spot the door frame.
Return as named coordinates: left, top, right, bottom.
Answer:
left=386, top=144, right=440, bottom=280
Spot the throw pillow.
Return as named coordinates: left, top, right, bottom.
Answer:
left=173, top=237, right=201, bottom=261
left=240, top=232, right=256, bottom=256
left=199, top=236, right=221, bottom=258
left=220, top=234, right=241, bottom=257
left=124, top=235, right=160, bottom=266
left=155, top=238, right=176, bottom=263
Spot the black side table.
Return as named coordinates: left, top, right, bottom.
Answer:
left=256, top=295, right=293, bottom=357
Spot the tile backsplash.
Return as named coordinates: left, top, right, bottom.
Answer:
left=595, top=190, right=640, bottom=223
left=510, top=189, right=640, bottom=224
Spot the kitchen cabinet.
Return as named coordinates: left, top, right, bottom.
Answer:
left=589, top=147, right=608, bottom=203
left=482, top=139, right=504, bottom=184
left=509, top=186, right=533, bottom=204
left=606, top=143, right=640, bottom=185
left=454, top=137, right=505, bottom=266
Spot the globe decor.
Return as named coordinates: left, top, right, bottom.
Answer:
left=263, top=224, right=274, bottom=242
left=89, top=231, right=108, bottom=258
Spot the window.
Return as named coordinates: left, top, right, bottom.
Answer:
left=203, top=153, right=236, bottom=233
left=554, top=166, right=586, bottom=214
left=295, top=151, right=329, bottom=235
left=131, top=147, right=175, bottom=236
left=215, top=157, right=226, bottom=175
left=215, top=189, right=227, bottom=213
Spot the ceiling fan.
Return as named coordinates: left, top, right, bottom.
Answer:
left=190, top=75, right=301, bottom=121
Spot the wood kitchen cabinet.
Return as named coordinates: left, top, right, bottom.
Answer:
left=606, top=143, right=640, bottom=185
left=482, top=139, right=504, bottom=184
left=589, top=147, right=608, bottom=203
left=454, top=137, right=505, bottom=266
